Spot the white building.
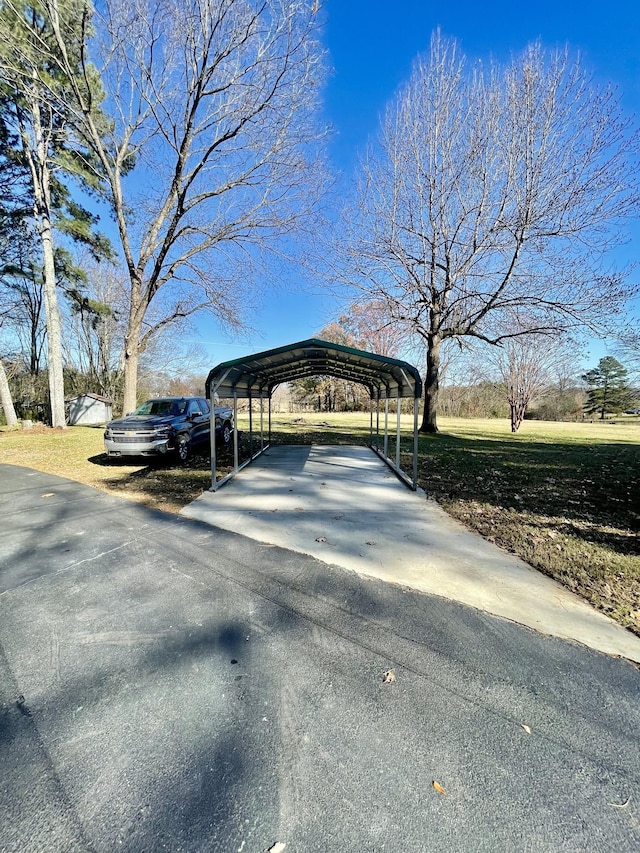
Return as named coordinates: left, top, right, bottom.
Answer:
left=67, top=394, right=113, bottom=426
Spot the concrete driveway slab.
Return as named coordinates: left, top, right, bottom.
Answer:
left=183, top=445, right=640, bottom=663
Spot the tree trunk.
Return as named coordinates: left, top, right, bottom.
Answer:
left=40, top=215, right=66, bottom=428
left=32, top=104, right=66, bottom=429
left=121, top=267, right=146, bottom=415
left=600, top=379, right=608, bottom=419
left=19, top=86, right=67, bottom=428
left=0, top=359, right=18, bottom=427
left=510, top=402, right=525, bottom=432
left=420, top=333, right=441, bottom=433
left=122, top=337, right=139, bottom=415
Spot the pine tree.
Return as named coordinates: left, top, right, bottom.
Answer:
left=582, top=356, right=632, bottom=419
left=0, top=0, right=110, bottom=427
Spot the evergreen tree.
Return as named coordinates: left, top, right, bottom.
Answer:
left=582, top=356, right=632, bottom=418
left=0, top=0, right=110, bottom=427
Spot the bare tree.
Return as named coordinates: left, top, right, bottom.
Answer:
left=615, top=325, right=640, bottom=380
left=339, top=32, right=640, bottom=433
left=64, top=257, right=127, bottom=402
left=1, top=208, right=46, bottom=415
left=1, top=228, right=47, bottom=377
left=43, top=0, right=327, bottom=413
left=290, top=320, right=366, bottom=411
left=483, top=331, right=577, bottom=431
left=137, top=336, right=210, bottom=402
left=339, top=299, right=405, bottom=358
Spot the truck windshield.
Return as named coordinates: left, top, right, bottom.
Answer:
left=133, top=400, right=187, bottom=416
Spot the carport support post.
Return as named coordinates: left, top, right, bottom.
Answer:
left=369, top=396, right=373, bottom=447
left=375, top=392, right=380, bottom=451
left=210, top=394, right=217, bottom=491
left=384, top=397, right=389, bottom=459
left=268, top=395, right=272, bottom=445
left=396, top=398, right=401, bottom=469
left=248, top=389, right=253, bottom=459
left=260, top=396, right=264, bottom=452
left=233, top=391, right=239, bottom=471
left=413, top=396, right=419, bottom=489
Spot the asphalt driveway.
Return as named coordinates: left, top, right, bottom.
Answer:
left=1, top=463, right=639, bottom=852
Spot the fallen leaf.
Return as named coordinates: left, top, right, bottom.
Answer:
left=520, top=724, right=532, bottom=734
left=609, top=796, right=631, bottom=809
left=315, top=536, right=326, bottom=543
left=41, top=493, right=55, bottom=498
left=366, top=541, right=377, bottom=546
left=432, top=780, right=447, bottom=796
left=268, top=844, right=286, bottom=853
left=382, top=669, right=396, bottom=683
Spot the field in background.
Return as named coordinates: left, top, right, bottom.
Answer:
left=1, top=414, right=638, bottom=635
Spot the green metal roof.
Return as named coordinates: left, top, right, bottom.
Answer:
left=206, top=338, right=422, bottom=400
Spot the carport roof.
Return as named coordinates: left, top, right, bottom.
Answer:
left=206, top=338, right=422, bottom=400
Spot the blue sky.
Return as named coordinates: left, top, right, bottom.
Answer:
left=194, top=0, right=640, bottom=370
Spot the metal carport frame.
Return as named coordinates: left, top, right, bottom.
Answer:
left=205, top=338, right=423, bottom=491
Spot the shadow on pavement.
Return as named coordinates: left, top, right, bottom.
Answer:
left=1, top=464, right=640, bottom=852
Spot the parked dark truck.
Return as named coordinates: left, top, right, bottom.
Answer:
left=104, top=397, right=233, bottom=462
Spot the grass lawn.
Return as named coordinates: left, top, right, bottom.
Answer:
left=1, top=414, right=638, bottom=636
left=0, top=424, right=215, bottom=513
left=413, top=418, right=640, bottom=636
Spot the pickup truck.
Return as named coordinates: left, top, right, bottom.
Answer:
left=103, top=396, right=233, bottom=462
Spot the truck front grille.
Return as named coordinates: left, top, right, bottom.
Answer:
left=109, top=431, right=158, bottom=444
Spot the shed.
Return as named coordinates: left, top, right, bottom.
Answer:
left=205, top=338, right=423, bottom=491
left=67, top=393, right=113, bottom=426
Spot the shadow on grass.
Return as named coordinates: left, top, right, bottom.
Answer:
left=85, top=424, right=639, bottom=563
left=86, top=446, right=238, bottom=508
left=88, top=452, right=145, bottom=467
left=81, top=420, right=375, bottom=509
left=417, top=432, right=640, bottom=529
left=413, top=431, right=640, bottom=630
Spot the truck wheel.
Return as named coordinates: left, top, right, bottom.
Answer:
left=176, top=434, right=191, bottom=463
left=221, top=422, right=232, bottom=445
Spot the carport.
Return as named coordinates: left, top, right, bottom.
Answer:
left=205, top=338, right=422, bottom=491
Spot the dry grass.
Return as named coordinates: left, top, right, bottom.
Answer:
left=0, top=424, right=214, bottom=514
left=410, top=418, right=640, bottom=635
left=1, top=414, right=639, bottom=635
